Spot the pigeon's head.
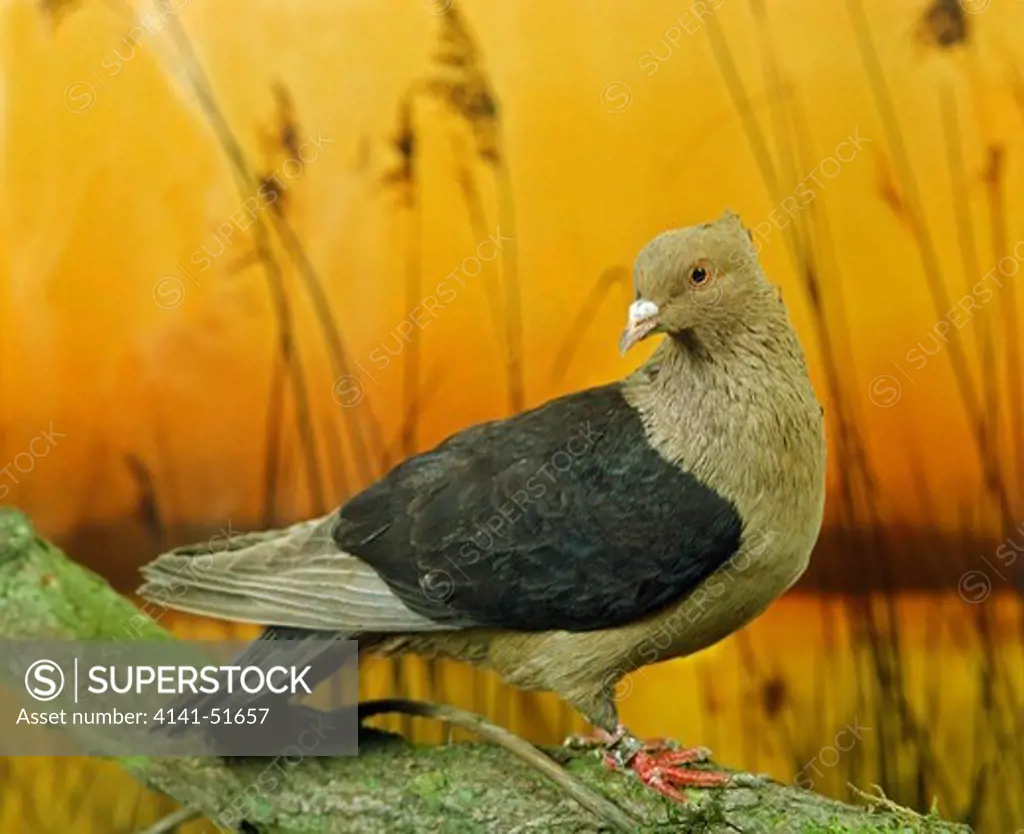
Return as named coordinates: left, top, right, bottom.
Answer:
left=620, top=211, right=773, bottom=354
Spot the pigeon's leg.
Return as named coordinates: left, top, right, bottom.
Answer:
left=562, top=688, right=625, bottom=749
left=560, top=687, right=736, bottom=801
left=569, top=725, right=732, bottom=800
left=607, top=739, right=730, bottom=802
left=565, top=690, right=734, bottom=802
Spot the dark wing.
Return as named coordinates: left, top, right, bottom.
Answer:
left=336, top=384, right=742, bottom=632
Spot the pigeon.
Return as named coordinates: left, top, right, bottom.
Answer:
left=138, top=210, right=826, bottom=798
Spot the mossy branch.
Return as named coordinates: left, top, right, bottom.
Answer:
left=0, top=508, right=971, bottom=833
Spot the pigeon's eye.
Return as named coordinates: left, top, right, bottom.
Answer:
left=690, top=266, right=708, bottom=285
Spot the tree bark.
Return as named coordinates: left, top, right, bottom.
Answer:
left=0, top=508, right=971, bottom=833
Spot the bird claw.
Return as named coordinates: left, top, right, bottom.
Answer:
left=604, top=733, right=645, bottom=769
left=604, top=743, right=729, bottom=802
left=571, top=730, right=733, bottom=801
left=565, top=726, right=651, bottom=769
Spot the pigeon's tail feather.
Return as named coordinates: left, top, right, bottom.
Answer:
left=137, top=515, right=448, bottom=633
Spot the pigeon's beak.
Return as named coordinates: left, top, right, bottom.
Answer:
left=619, top=299, right=660, bottom=355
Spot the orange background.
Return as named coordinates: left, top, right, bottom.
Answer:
left=1, top=0, right=1023, bottom=831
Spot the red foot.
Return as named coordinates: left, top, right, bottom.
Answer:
left=602, top=739, right=729, bottom=801
left=629, top=748, right=729, bottom=800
